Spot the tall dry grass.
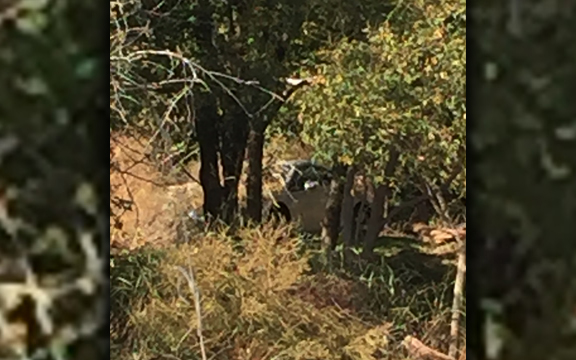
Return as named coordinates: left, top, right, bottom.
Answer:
left=111, top=224, right=464, bottom=360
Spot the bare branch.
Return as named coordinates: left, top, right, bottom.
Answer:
left=176, top=265, right=207, bottom=360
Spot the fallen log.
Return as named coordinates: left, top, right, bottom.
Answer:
left=402, top=336, right=456, bottom=360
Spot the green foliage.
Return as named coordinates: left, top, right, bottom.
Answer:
left=110, top=0, right=397, bottom=132
left=295, top=0, right=465, bottom=197
left=109, top=0, right=402, bottom=192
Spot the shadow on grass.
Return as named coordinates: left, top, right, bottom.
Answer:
left=307, top=235, right=457, bottom=345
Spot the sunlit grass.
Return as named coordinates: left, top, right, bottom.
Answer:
left=110, top=223, right=465, bottom=360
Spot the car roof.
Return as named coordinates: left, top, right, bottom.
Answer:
left=276, top=159, right=329, bottom=179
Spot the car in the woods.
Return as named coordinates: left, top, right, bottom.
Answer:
left=263, top=159, right=369, bottom=233
left=186, top=159, right=370, bottom=234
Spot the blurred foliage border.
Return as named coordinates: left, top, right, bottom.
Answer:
left=470, top=1, right=576, bottom=360
left=0, top=0, right=109, bottom=359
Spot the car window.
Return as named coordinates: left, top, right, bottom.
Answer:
left=286, top=164, right=332, bottom=192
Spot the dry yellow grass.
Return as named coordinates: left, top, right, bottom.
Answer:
left=110, top=224, right=465, bottom=360
left=112, top=225, right=388, bottom=359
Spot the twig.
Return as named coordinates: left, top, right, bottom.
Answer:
left=448, top=237, right=466, bottom=358
left=176, top=265, right=207, bottom=360
left=411, top=221, right=466, bottom=358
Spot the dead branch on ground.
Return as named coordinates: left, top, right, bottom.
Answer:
left=402, top=335, right=456, bottom=360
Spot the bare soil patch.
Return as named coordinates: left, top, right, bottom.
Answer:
left=110, top=134, right=203, bottom=249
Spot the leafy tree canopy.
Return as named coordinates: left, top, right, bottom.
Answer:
left=294, top=0, right=465, bottom=199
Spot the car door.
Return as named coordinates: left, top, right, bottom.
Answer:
left=288, top=165, right=332, bottom=232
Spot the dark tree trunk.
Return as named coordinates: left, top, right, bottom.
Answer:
left=219, top=111, right=249, bottom=224
left=341, top=166, right=357, bottom=247
left=191, top=0, right=223, bottom=222
left=246, top=120, right=265, bottom=223
left=244, top=81, right=311, bottom=224
left=321, top=162, right=347, bottom=255
left=195, top=105, right=223, bottom=221
left=362, top=184, right=388, bottom=258
left=362, top=148, right=400, bottom=258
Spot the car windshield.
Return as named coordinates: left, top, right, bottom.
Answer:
left=284, top=162, right=332, bottom=192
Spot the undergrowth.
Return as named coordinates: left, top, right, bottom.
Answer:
left=110, top=225, right=465, bottom=360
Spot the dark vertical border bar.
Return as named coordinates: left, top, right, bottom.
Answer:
left=467, top=2, right=482, bottom=359
left=89, top=2, right=112, bottom=360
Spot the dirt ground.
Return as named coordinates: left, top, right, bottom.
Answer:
left=110, top=133, right=312, bottom=250
left=110, top=134, right=200, bottom=249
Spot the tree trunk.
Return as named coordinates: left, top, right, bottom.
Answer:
left=448, top=243, right=466, bottom=358
left=341, top=166, right=357, bottom=247
left=244, top=81, right=312, bottom=224
left=352, top=175, right=370, bottom=248
left=246, top=121, right=265, bottom=223
left=321, top=162, right=346, bottom=257
left=362, top=184, right=388, bottom=258
left=362, top=148, right=399, bottom=258
left=195, top=107, right=223, bottom=221
left=219, top=111, right=249, bottom=224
